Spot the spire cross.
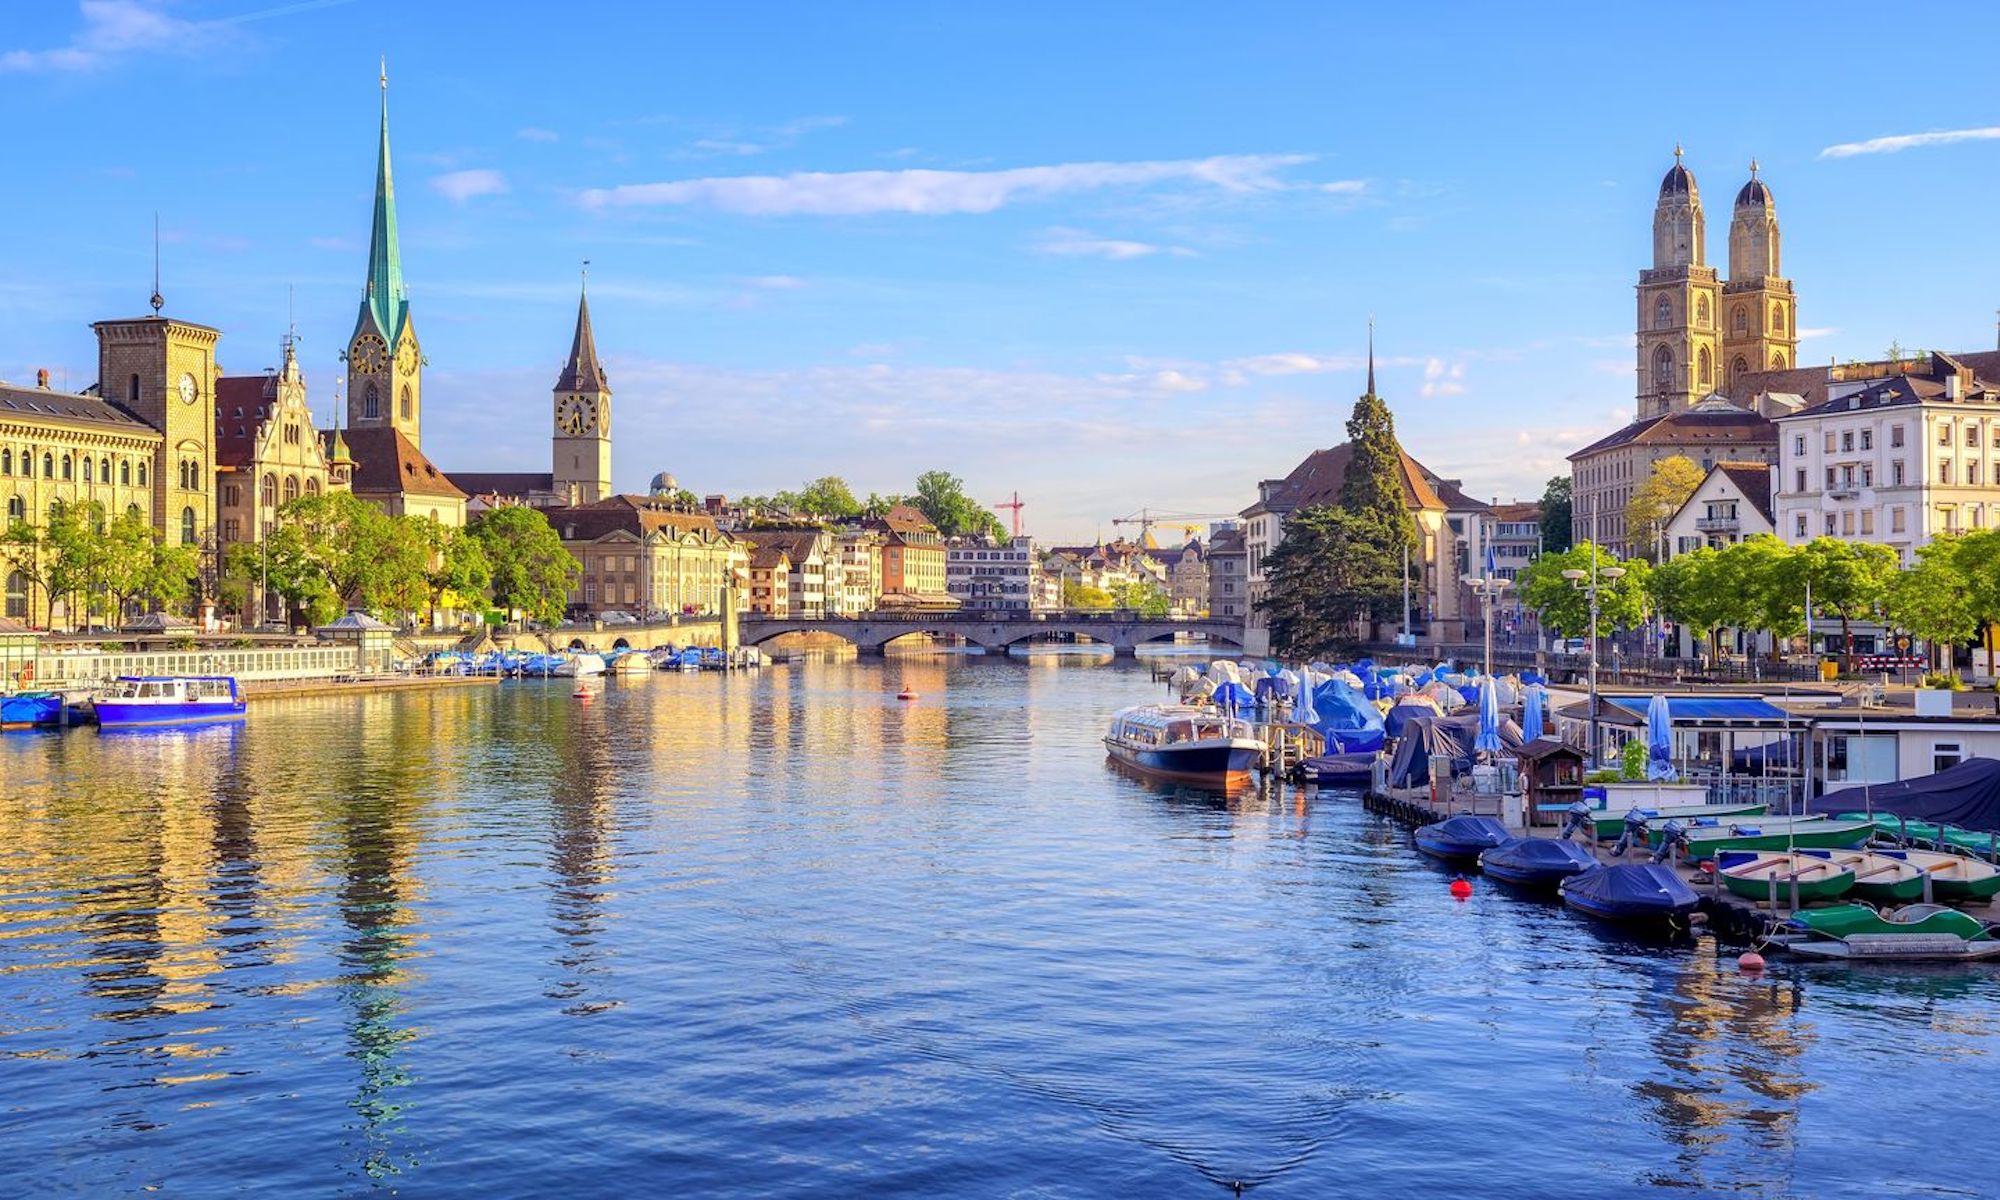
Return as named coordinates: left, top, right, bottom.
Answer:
left=1365, top=316, right=1376, bottom=397
left=581, top=258, right=590, bottom=294
left=1749, top=158, right=1760, bottom=179
left=380, top=55, right=387, bottom=91
left=1674, top=143, right=1684, bottom=163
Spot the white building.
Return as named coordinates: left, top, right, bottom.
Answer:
left=1772, top=352, right=2000, bottom=563
left=946, top=535, right=1043, bottom=613
left=831, top=528, right=882, bottom=616
left=1663, top=462, right=1775, bottom=557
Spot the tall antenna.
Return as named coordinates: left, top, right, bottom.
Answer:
left=149, top=213, right=163, bottom=316
left=285, top=284, right=297, bottom=358
left=581, top=258, right=590, bottom=294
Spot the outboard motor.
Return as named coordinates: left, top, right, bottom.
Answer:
left=1650, top=818, right=1689, bottom=865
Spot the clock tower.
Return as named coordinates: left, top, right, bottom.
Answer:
left=94, top=311, right=220, bottom=547
left=551, top=282, right=612, bottom=505
left=346, top=65, right=423, bottom=446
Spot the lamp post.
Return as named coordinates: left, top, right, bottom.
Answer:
left=1461, top=567, right=1510, bottom=679
left=1562, top=553, right=1626, bottom=767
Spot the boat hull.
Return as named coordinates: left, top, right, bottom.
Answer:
left=1718, top=854, right=1856, bottom=903
left=1588, top=803, right=1768, bottom=841
left=1, top=692, right=65, bottom=731
left=1559, top=864, right=1701, bottom=923
left=94, top=700, right=246, bottom=728
left=1679, top=820, right=1874, bottom=854
left=1104, top=740, right=1260, bottom=785
left=1883, top=850, right=2000, bottom=902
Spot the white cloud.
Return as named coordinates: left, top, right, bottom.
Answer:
left=1420, top=357, right=1466, bottom=397
left=673, top=115, right=850, bottom=159
left=578, top=153, right=1316, bottom=215
left=1, top=0, right=345, bottom=72
left=1152, top=370, right=1208, bottom=393
left=1224, top=352, right=1355, bottom=376
left=1032, top=227, right=1195, bottom=260
left=745, top=275, right=804, bottom=290
left=1820, top=126, right=2000, bottom=159
left=1318, top=180, right=1368, bottom=195
left=431, top=168, right=509, bottom=203
left=1796, top=326, right=1838, bottom=340
left=517, top=126, right=559, bottom=143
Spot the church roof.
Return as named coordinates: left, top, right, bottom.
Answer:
left=1659, top=160, right=1695, bottom=198
left=355, top=74, right=410, bottom=346
left=1568, top=405, right=1777, bottom=461
left=555, top=290, right=607, bottom=393
left=1735, top=177, right=1772, bottom=208
left=1245, top=441, right=1448, bottom=518
left=334, top=426, right=465, bottom=500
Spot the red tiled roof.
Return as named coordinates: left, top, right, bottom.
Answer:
left=553, top=494, right=727, bottom=542
left=332, top=427, right=467, bottom=501
left=1254, top=441, right=1449, bottom=515
left=214, top=375, right=276, bottom=470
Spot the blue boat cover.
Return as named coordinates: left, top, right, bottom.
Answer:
left=1561, top=863, right=1699, bottom=912
left=1481, top=838, right=1599, bottom=874
left=1806, top=757, right=2000, bottom=833
left=1419, top=815, right=1512, bottom=849
left=1312, top=680, right=1386, bottom=753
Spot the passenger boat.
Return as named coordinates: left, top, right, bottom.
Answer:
left=1477, top=837, right=1600, bottom=888
left=607, top=652, right=653, bottom=675
left=1559, top=863, right=1701, bottom=924
left=1413, top=815, right=1512, bottom=862
left=1586, top=802, right=1767, bottom=842
left=1102, top=705, right=1263, bottom=785
left=1798, top=849, right=1928, bottom=904
left=1773, top=903, right=2000, bottom=961
left=552, top=653, right=605, bottom=678
left=1, top=690, right=65, bottom=731
left=92, top=676, right=246, bottom=728
left=1669, top=816, right=1874, bottom=854
left=1714, top=851, right=1856, bottom=903
left=1877, top=849, right=2000, bottom=903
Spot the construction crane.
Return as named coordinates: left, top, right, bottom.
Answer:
left=1110, top=508, right=1235, bottom=547
left=993, top=491, right=1026, bottom=538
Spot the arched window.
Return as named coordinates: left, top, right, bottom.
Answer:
left=82, top=458, right=94, bottom=483
left=4, top=570, right=24, bottom=619
left=1733, top=306, right=1747, bottom=334
left=1, top=450, right=10, bottom=475
left=1652, top=345, right=1675, bottom=394
left=128, top=374, right=140, bottom=404
left=1698, top=346, right=1712, bottom=387
left=100, top=457, right=110, bottom=481
left=60, top=455, right=72, bottom=481
left=400, top=385, right=412, bottom=421
left=137, top=462, right=147, bottom=486
left=1731, top=356, right=1749, bottom=383
left=41, top=453, right=52, bottom=479
left=180, top=507, right=196, bottom=545
left=1771, top=351, right=1787, bottom=369
left=177, top=461, right=188, bottom=490
left=283, top=475, right=299, bottom=503
left=120, top=460, right=130, bottom=485
left=1771, top=304, right=1786, bottom=333
left=1653, top=296, right=1671, bottom=330
left=5, top=496, right=22, bottom=521
left=305, top=478, right=320, bottom=497
left=1696, top=295, right=1710, bottom=327
left=261, top=473, right=277, bottom=509
left=364, top=383, right=380, bottom=420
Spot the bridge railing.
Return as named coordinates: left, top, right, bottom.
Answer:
left=742, top=608, right=1234, bottom=625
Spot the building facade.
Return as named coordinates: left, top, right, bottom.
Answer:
left=868, top=504, right=948, bottom=602
left=745, top=529, right=831, bottom=618
left=1206, top=525, right=1246, bottom=623
left=554, top=495, right=743, bottom=618
left=831, top=528, right=882, bottom=615
left=946, top=535, right=1041, bottom=612
left=1482, top=502, right=1541, bottom=580
left=1570, top=399, right=1781, bottom=554
left=1662, top=462, right=1775, bottom=557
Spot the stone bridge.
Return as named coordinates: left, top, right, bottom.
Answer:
left=738, top=612, right=1245, bottom=657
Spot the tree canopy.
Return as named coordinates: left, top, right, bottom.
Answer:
left=1624, top=455, right=1704, bottom=560
left=912, top=470, right=1007, bottom=541
left=1257, top=506, right=1404, bottom=657
left=1538, top=476, right=1573, bottom=554
left=1515, top=543, right=1651, bottom=638
left=468, top=505, right=579, bottom=626
left=1338, top=391, right=1418, bottom=554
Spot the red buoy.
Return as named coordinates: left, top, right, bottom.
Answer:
left=1737, top=951, right=1766, bottom=972
left=896, top=690, right=919, bottom=701
left=1449, top=878, right=1473, bottom=900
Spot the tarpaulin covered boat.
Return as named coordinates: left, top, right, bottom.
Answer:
left=1478, top=838, right=1600, bottom=887
left=1559, top=863, right=1700, bottom=923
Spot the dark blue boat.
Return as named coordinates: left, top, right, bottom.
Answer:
left=1559, top=863, right=1700, bottom=923
left=1413, top=815, right=1512, bottom=862
left=1300, top=750, right=1376, bottom=787
left=1478, top=837, right=1601, bottom=887
left=1, top=691, right=65, bottom=731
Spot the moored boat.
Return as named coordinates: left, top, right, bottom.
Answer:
left=607, top=652, right=653, bottom=675
left=1672, top=816, right=1874, bottom=854
left=1103, top=705, right=1263, bottom=785
left=1413, top=815, right=1512, bottom=862
left=1798, top=849, right=1927, bottom=904
left=1559, top=863, right=1701, bottom=924
left=553, top=653, right=606, bottom=678
left=1715, top=851, right=1856, bottom=903
left=1877, top=849, right=2000, bottom=903
left=1774, top=903, right=2000, bottom=961
left=1, top=690, right=65, bottom=731
left=1478, top=837, right=1600, bottom=887
left=1587, top=802, right=1767, bottom=841
left=92, top=676, right=246, bottom=728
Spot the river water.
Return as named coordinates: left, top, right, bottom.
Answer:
left=2, top=654, right=1994, bottom=1197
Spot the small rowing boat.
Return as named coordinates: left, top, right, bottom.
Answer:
left=1774, top=903, right=2000, bottom=961
left=1587, top=802, right=1767, bottom=841
left=1799, top=849, right=1927, bottom=904
left=1876, top=849, right=2000, bottom=903
left=1672, top=816, right=1874, bottom=854
left=1715, top=851, right=1855, bottom=903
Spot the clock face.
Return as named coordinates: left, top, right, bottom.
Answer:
left=396, top=338, right=419, bottom=374
left=177, top=372, right=197, bottom=405
left=558, top=396, right=591, bottom=436
left=350, top=334, right=388, bottom=374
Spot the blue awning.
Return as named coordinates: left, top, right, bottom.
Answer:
left=1601, top=696, right=1794, bottom=726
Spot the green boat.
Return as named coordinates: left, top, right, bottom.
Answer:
left=1717, top=852, right=1855, bottom=903
left=1889, top=849, right=2000, bottom=902
left=1940, top=827, right=2000, bottom=858
left=1672, top=816, right=1875, bottom=854
left=1777, top=903, right=2000, bottom=961
left=1839, top=812, right=1944, bottom=843
left=1588, top=802, right=1768, bottom=841
left=1804, top=850, right=1927, bottom=904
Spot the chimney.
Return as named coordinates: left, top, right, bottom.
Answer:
left=1947, top=374, right=1963, bottom=401
left=36, top=368, right=50, bottom=389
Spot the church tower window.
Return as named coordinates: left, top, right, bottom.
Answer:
left=400, top=385, right=412, bottom=421
left=1696, top=296, right=1709, bottom=327
left=1733, top=307, right=1747, bottom=334
left=1654, top=296, right=1671, bottom=330
left=1732, top=356, right=1749, bottom=383
left=1771, top=304, right=1785, bottom=333
left=365, top=383, right=380, bottom=420
left=1652, top=346, right=1675, bottom=394
left=1698, top=347, right=1712, bottom=387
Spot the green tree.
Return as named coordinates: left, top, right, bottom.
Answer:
left=910, top=470, right=1005, bottom=540
left=1062, top=579, right=1114, bottom=610
left=861, top=492, right=903, bottom=520
left=1112, top=579, right=1171, bottom=617
left=796, top=476, right=861, bottom=520
left=1623, top=455, right=1704, bottom=561
left=420, top=520, right=493, bottom=625
left=1515, top=542, right=1650, bottom=638
left=1338, top=391, right=1418, bottom=554
left=264, top=491, right=404, bottom=626
left=467, top=505, right=580, bottom=626
left=1256, top=506, right=1404, bottom=657
left=1781, top=536, right=1898, bottom=657
left=1538, top=475, right=1573, bottom=554
left=0, top=516, right=48, bottom=621
left=1884, top=536, right=1977, bottom=655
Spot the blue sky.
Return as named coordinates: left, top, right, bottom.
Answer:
left=6, top=1, right=2000, bottom=541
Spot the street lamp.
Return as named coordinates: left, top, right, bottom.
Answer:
left=1460, top=567, right=1510, bottom=679
left=1562, top=558, right=1626, bottom=766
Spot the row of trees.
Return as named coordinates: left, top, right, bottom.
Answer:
left=1060, top=577, right=1171, bottom=616
left=1256, top=390, right=1419, bottom=658
left=232, top=493, right=580, bottom=628
left=736, top=470, right=1011, bottom=541
left=1518, top=531, right=2000, bottom=663
left=1, top=500, right=198, bottom=627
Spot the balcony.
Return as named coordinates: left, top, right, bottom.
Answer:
left=1693, top=515, right=1739, bottom=533
left=1827, top=487, right=1860, bottom=501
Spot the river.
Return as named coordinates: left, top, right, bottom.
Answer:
left=1, top=654, right=1994, bottom=1197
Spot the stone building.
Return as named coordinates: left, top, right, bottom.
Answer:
left=1662, top=462, right=1774, bottom=558
left=554, top=494, right=744, bottom=618
left=946, top=535, right=1041, bottom=613
left=831, top=528, right=883, bottom=615
left=214, top=338, right=340, bottom=620
left=866, top=504, right=948, bottom=603
left=1205, top=525, right=1247, bottom=623
left=1568, top=398, right=1781, bottom=553
left=746, top=544, right=792, bottom=616
left=743, top=529, right=832, bottom=618
left=1482, top=502, right=1542, bottom=580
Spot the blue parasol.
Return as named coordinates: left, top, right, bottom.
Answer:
left=1645, top=692, right=1677, bottom=781
left=1520, top=683, right=1545, bottom=743
left=1474, top=676, right=1502, bottom=753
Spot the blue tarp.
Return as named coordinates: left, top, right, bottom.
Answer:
left=1385, top=699, right=1441, bottom=739
left=1806, top=757, right=2000, bottom=833
left=1603, top=696, right=1793, bottom=723
left=1559, top=863, right=1700, bottom=915
left=1479, top=837, right=1598, bottom=876
left=1311, top=680, right=1385, bottom=753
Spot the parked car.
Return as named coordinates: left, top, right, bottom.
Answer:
left=1554, top=637, right=1590, bottom=656
left=599, top=610, right=639, bottom=625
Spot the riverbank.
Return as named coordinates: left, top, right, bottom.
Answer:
left=240, top=674, right=501, bottom=701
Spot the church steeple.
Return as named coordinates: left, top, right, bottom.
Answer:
left=359, top=58, right=407, bottom=343
left=1365, top=318, right=1376, bottom=397
left=551, top=268, right=612, bottom=505
left=556, top=278, right=608, bottom=393
left=345, top=59, right=423, bottom=444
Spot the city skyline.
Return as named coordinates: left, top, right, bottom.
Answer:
left=6, top=2, right=2000, bottom=540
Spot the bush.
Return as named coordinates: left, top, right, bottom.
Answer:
left=170, top=635, right=199, bottom=651
left=230, top=637, right=255, bottom=649
left=97, top=641, right=126, bottom=652
left=1618, top=739, right=1650, bottom=781
left=1584, top=768, right=1623, bottom=784
left=1922, top=672, right=1968, bottom=692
